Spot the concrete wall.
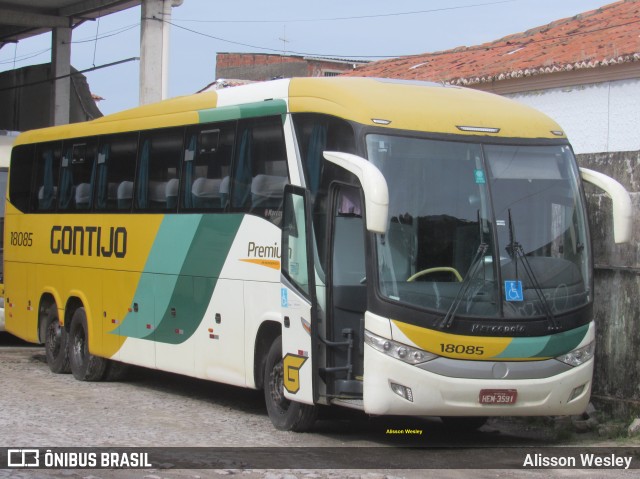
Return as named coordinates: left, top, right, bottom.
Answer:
left=579, top=151, right=640, bottom=416
left=215, top=53, right=357, bottom=81
left=507, top=78, right=640, bottom=155
left=0, top=63, right=102, bottom=131
left=506, top=81, right=640, bottom=415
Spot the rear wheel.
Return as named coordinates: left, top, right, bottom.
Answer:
left=44, top=312, right=70, bottom=374
left=264, top=336, right=317, bottom=432
left=68, top=307, right=108, bottom=381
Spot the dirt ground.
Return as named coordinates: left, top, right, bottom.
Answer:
left=0, top=333, right=638, bottom=478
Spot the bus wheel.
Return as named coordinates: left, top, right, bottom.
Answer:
left=68, top=307, right=108, bottom=381
left=441, top=416, right=488, bottom=431
left=263, top=336, right=317, bottom=432
left=44, top=317, right=70, bottom=374
left=103, top=360, right=129, bottom=381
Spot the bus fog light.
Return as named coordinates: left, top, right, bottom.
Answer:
left=390, top=382, right=414, bottom=402
left=364, top=330, right=437, bottom=365
left=556, top=341, right=595, bottom=367
left=568, top=383, right=586, bottom=402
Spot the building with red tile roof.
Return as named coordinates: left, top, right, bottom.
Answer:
left=346, top=0, right=640, bottom=95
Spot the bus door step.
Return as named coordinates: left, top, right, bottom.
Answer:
left=334, top=379, right=363, bottom=396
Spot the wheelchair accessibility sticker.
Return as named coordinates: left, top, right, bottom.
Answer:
left=505, top=280, right=524, bottom=301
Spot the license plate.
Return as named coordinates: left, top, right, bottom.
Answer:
left=479, top=389, right=518, bottom=405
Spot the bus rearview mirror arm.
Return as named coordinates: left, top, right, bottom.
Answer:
left=579, top=167, right=633, bottom=244
left=323, top=151, right=389, bottom=234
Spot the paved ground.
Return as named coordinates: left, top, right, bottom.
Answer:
left=0, top=332, right=638, bottom=478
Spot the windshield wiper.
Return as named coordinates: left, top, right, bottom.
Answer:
left=440, top=242, right=489, bottom=329
left=441, top=212, right=491, bottom=329
left=506, top=209, right=560, bottom=330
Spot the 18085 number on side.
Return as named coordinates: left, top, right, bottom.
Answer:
left=10, top=231, right=33, bottom=247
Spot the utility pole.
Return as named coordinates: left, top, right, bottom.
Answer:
left=140, top=0, right=183, bottom=105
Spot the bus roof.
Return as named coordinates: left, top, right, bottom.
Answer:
left=14, top=77, right=565, bottom=146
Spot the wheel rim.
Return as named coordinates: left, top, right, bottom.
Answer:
left=72, top=326, right=86, bottom=365
left=269, top=360, right=290, bottom=413
left=46, top=321, right=62, bottom=358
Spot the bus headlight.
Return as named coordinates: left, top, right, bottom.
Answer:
left=556, top=341, right=595, bottom=367
left=364, top=330, right=437, bottom=365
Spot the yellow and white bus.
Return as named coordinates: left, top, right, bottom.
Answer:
left=4, top=77, right=631, bottom=431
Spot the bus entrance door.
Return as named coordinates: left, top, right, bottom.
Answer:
left=280, top=185, right=317, bottom=405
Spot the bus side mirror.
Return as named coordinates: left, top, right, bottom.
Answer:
left=580, top=167, right=633, bottom=244
left=323, top=151, right=389, bottom=234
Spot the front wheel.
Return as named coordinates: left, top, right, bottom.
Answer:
left=263, top=336, right=317, bottom=432
left=68, top=307, right=108, bottom=381
left=441, top=416, right=488, bottom=431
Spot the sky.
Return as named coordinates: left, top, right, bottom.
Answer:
left=0, top=0, right=616, bottom=115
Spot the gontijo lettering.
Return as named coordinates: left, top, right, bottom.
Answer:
left=50, top=226, right=127, bottom=258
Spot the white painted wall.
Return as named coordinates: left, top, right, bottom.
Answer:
left=507, top=78, right=640, bottom=155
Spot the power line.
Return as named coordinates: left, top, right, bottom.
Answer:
left=0, top=24, right=139, bottom=69
left=70, top=23, right=139, bottom=44
left=172, top=0, right=518, bottom=24
left=0, top=57, right=139, bottom=93
left=165, top=16, right=640, bottom=61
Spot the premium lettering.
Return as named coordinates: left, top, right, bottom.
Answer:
left=247, top=241, right=280, bottom=259
left=50, top=226, right=127, bottom=258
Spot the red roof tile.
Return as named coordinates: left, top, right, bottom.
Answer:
left=345, top=0, right=640, bottom=86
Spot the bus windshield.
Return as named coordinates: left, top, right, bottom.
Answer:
left=367, top=134, right=591, bottom=321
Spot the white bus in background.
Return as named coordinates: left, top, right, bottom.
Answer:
left=0, top=131, right=16, bottom=331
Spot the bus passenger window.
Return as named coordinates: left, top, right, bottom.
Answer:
left=182, top=123, right=234, bottom=211
left=95, top=133, right=138, bottom=212
left=58, top=141, right=97, bottom=211
left=8, top=145, right=34, bottom=213
left=233, top=117, right=288, bottom=224
left=33, top=142, right=62, bottom=212
left=136, top=128, right=184, bottom=212
left=292, top=114, right=356, bottom=196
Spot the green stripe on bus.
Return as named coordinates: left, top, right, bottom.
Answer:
left=198, top=99, right=287, bottom=123
left=113, top=214, right=244, bottom=344
left=535, top=324, right=589, bottom=358
left=496, top=324, right=589, bottom=359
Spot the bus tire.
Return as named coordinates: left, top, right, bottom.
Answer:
left=441, top=416, right=488, bottom=431
left=68, top=307, right=108, bottom=381
left=44, top=316, right=70, bottom=374
left=103, top=360, right=129, bottom=382
left=264, top=336, right=317, bottom=432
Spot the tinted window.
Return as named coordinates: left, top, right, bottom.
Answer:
left=95, top=133, right=138, bottom=212
left=136, top=128, right=184, bottom=211
left=58, top=140, right=97, bottom=211
left=233, top=116, right=288, bottom=224
left=33, top=142, right=62, bottom=212
left=8, top=144, right=34, bottom=213
left=182, top=123, right=235, bottom=211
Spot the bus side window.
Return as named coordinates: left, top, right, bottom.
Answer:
left=95, top=133, right=138, bottom=212
left=136, top=128, right=184, bottom=212
left=182, top=123, right=235, bottom=211
left=292, top=113, right=356, bottom=197
left=8, top=144, right=34, bottom=213
left=233, top=116, right=288, bottom=224
left=33, top=142, right=62, bottom=212
left=58, top=140, right=97, bottom=211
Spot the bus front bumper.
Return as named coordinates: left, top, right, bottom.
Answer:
left=363, top=343, right=593, bottom=417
